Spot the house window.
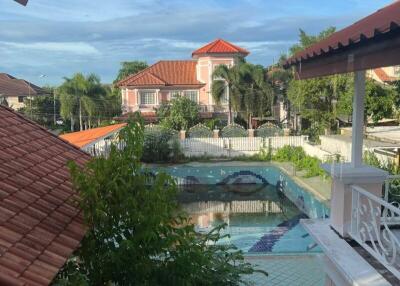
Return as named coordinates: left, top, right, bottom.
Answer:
left=121, top=89, right=126, bottom=104
left=184, top=90, right=199, bottom=103
left=140, top=91, right=156, bottom=105
left=18, top=96, right=24, bottom=103
left=170, top=90, right=181, bottom=100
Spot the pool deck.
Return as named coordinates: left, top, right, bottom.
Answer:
left=272, top=162, right=331, bottom=206
left=244, top=254, right=325, bottom=285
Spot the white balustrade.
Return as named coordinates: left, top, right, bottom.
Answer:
left=181, top=136, right=306, bottom=158
left=350, top=184, right=400, bottom=279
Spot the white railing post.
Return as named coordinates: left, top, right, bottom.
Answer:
left=351, top=71, right=366, bottom=168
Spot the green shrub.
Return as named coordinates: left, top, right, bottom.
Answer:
left=272, top=145, right=324, bottom=178
left=273, top=145, right=305, bottom=162
left=157, top=97, right=200, bottom=130
left=142, top=125, right=183, bottom=163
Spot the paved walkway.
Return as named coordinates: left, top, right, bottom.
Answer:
left=244, top=254, right=325, bottom=286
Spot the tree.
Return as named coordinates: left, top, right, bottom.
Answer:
left=20, top=89, right=60, bottom=129
left=365, top=80, right=394, bottom=123
left=211, top=60, right=272, bottom=126
left=289, top=27, right=336, bottom=55
left=337, top=78, right=394, bottom=124
left=59, top=73, right=119, bottom=131
left=157, top=96, right=200, bottom=130
left=211, top=62, right=243, bottom=125
left=55, top=113, right=263, bottom=285
left=287, top=73, right=351, bottom=136
left=240, top=63, right=273, bottom=128
left=114, top=61, right=148, bottom=83
left=286, top=27, right=354, bottom=137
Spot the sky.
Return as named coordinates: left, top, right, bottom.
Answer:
left=0, top=0, right=393, bottom=85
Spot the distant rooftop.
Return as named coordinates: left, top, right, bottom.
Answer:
left=0, top=73, right=46, bottom=97
left=60, top=123, right=127, bottom=148
left=192, top=39, right=249, bottom=57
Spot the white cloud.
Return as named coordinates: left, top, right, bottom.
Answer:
left=1, top=41, right=100, bottom=55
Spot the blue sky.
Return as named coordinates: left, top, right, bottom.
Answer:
left=0, top=0, right=393, bottom=85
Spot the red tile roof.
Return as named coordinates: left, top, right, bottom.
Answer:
left=60, top=123, right=127, bottom=148
left=373, top=68, right=398, bottom=82
left=0, top=106, right=90, bottom=285
left=286, top=1, right=400, bottom=66
left=117, top=61, right=204, bottom=87
left=192, top=39, right=249, bottom=57
left=0, top=74, right=46, bottom=97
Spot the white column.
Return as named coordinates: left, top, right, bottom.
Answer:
left=351, top=71, right=366, bottom=168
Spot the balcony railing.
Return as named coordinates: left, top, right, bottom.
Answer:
left=350, top=184, right=400, bottom=279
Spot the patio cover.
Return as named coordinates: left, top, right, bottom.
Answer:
left=284, top=1, right=400, bottom=79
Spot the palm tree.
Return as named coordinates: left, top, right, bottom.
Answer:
left=211, top=64, right=243, bottom=125
left=59, top=73, right=110, bottom=131
left=212, top=62, right=272, bottom=128
left=59, top=73, right=88, bottom=131
left=240, top=64, right=273, bottom=128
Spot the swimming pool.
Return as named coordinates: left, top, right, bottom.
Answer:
left=152, top=163, right=329, bottom=254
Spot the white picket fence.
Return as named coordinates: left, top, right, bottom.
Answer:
left=180, top=136, right=307, bottom=157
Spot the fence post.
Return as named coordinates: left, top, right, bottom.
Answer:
left=248, top=129, right=255, bottom=138
left=268, top=137, right=272, bottom=154
left=213, top=129, right=219, bottom=138
left=179, top=130, right=186, bottom=140
left=284, top=128, right=290, bottom=136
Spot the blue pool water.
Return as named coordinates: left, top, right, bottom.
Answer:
left=152, top=164, right=329, bottom=254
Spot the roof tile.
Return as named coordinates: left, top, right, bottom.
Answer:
left=0, top=105, right=89, bottom=285
left=117, top=61, right=203, bottom=87
left=192, top=39, right=250, bottom=56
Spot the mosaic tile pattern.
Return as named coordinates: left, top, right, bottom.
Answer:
left=244, top=255, right=325, bottom=286
left=217, top=170, right=269, bottom=185
left=249, top=213, right=308, bottom=252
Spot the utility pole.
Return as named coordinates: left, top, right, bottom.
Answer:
left=53, top=88, right=56, bottom=125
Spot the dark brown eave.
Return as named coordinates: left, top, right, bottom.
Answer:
left=288, top=29, right=400, bottom=79
left=284, top=1, right=400, bottom=79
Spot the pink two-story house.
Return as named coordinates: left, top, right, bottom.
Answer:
left=116, top=39, right=249, bottom=121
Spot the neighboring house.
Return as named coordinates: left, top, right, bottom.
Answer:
left=367, top=66, right=400, bottom=84
left=0, top=106, right=90, bottom=285
left=60, top=123, right=127, bottom=156
left=116, top=39, right=249, bottom=121
left=0, top=73, right=46, bottom=110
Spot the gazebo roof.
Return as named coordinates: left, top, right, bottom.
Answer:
left=284, top=1, right=400, bottom=79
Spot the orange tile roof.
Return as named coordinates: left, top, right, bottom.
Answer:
left=0, top=106, right=90, bottom=285
left=192, top=39, right=249, bottom=57
left=60, top=123, right=127, bottom=148
left=117, top=60, right=203, bottom=87
left=373, top=68, right=398, bottom=82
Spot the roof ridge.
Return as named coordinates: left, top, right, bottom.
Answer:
left=128, top=70, right=166, bottom=85
left=145, top=71, right=167, bottom=84
left=192, top=39, right=249, bottom=56
left=116, top=61, right=162, bottom=86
